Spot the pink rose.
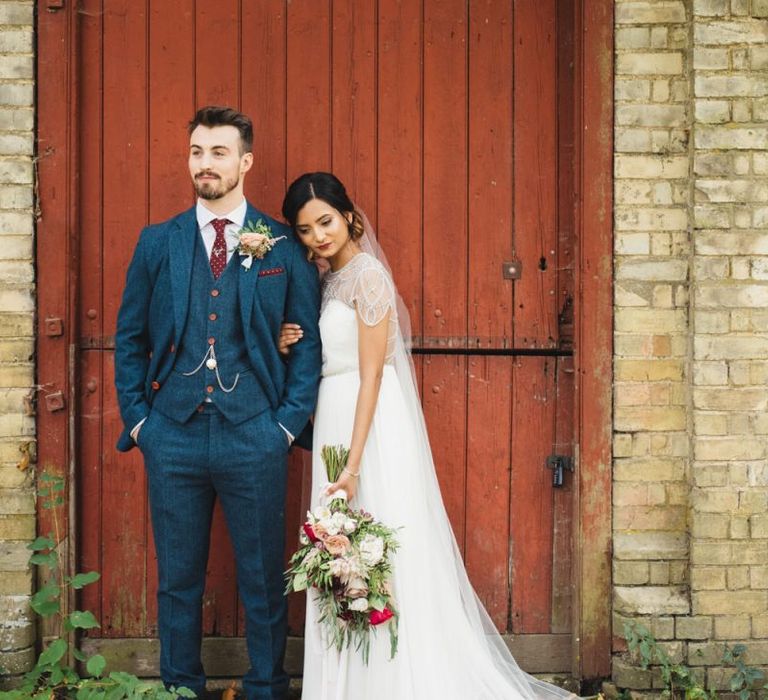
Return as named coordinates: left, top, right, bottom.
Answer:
left=239, top=232, right=268, bottom=247
left=324, top=534, right=351, bottom=556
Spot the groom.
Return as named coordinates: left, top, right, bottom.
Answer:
left=115, top=106, right=321, bottom=700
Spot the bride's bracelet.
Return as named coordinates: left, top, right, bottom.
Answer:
left=343, top=467, right=360, bottom=478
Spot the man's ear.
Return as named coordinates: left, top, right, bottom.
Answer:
left=241, top=151, right=254, bottom=173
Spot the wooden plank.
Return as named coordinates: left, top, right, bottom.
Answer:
left=575, top=0, right=614, bottom=681
left=421, top=355, right=467, bottom=553
left=551, top=1, right=577, bottom=636
left=468, top=0, right=513, bottom=347
left=99, top=354, right=148, bottom=636
left=286, top=0, right=332, bottom=180
left=510, top=356, right=556, bottom=634
left=79, top=351, right=103, bottom=625
left=77, top=0, right=104, bottom=624
left=148, top=0, right=195, bottom=223
left=284, top=451, right=308, bottom=635
left=330, top=0, right=377, bottom=223
left=195, top=0, right=240, bottom=107
left=422, top=0, right=467, bottom=347
left=36, top=0, right=77, bottom=590
left=145, top=0, right=197, bottom=635
left=241, top=0, right=287, bottom=218
left=551, top=356, right=575, bottom=634
left=465, top=357, right=511, bottom=632
left=512, top=0, right=558, bottom=349
left=377, top=0, right=422, bottom=336
left=82, top=633, right=573, bottom=678
left=101, top=0, right=149, bottom=637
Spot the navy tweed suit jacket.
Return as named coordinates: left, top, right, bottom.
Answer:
left=114, top=203, right=321, bottom=453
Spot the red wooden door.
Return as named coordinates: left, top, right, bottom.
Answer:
left=69, top=0, right=578, bottom=677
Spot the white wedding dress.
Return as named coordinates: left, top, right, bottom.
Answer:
left=302, top=252, right=575, bottom=700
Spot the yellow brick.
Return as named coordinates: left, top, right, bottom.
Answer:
left=691, top=566, right=727, bottom=591
left=714, top=615, right=751, bottom=639
left=615, top=405, right=687, bottom=431
left=614, top=457, right=686, bottom=482
left=693, top=513, right=730, bottom=539
left=751, top=566, right=768, bottom=589
left=0, top=514, right=33, bottom=539
left=727, top=567, right=750, bottom=591
left=615, top=359, right=685, bottom=381
left=695, top=437, right=766, bottom=461
left=617, top=52, right=684, bottom=75
left=616, top=308, right=687, bottom=333
left=693, top=590, right=768, bottom=615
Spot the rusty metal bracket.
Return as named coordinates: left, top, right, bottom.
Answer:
left=502, top=260, right=522, bottom=280
left=44, top=317, right=64, bottom=337
left=44, top=392, right=66, bottom=412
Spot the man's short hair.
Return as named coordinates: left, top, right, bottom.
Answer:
left=188, top=106, right=253, bottom=154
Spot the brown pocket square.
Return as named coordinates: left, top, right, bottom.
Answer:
left=258, top=267, right=285, bottom=277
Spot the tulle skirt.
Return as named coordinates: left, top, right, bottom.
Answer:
left=301, top=366, right=576, bottom=700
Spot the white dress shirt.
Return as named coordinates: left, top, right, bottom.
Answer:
left=196, top=198, right=247, bottom=263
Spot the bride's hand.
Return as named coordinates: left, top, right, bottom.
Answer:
left=278, top=322, right=303, bottom=355
left=326, top=469, right=359, bottom=502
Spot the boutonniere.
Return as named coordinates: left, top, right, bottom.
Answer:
left=237, top=218, right=287, bottom=270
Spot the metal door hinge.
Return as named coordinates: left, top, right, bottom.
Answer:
left=546, top=454, right=573, bottom=487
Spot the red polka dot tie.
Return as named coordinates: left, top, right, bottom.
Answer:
left=210, top=218, right=230, bottom=280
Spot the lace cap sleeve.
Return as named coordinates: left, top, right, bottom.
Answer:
left=352, top=259, right=396, bottom=327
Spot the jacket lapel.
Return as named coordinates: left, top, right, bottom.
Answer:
left=238, top=203, right=267, bottom=332
left=169, top=207, right=198, bottom=349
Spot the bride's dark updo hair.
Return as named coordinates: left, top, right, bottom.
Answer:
left=282, top=172, right=365, bottom=242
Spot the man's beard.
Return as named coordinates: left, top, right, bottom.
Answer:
left=194, top=171, right=240, bottom=200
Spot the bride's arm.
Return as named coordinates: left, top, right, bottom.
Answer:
left=326, top=308, right=391, bottom=501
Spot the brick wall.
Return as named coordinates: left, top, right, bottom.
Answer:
left=0, top=0, right=36, bottom=686
left=614, top=0, right=768, bottom=691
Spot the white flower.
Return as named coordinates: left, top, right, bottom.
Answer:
left=358, top=534, right=385, bottom=567
left=349, top=597, right=369, bottom=613
left=327, top=511, right=347, bottom=535
left=328, top=557, right=352, bottom=581
left=343, top=517, right=357, bottom=534
left=313, top=505, right=331, bottom=522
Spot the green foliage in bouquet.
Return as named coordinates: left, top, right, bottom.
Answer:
left=0, top=472, right=194, bottom=700
left=320, top=444, right=349, bottom=484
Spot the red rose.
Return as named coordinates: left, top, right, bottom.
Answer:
left=369, top=607, right=394, bottom=626
left=303, top=523, right=319, bottom=543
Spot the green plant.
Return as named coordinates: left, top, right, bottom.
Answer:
left=0, top=472, right=195, bottom=699
left=722, top=643, right=768, bottom=700
left=623, top=620, right=715, bottom=700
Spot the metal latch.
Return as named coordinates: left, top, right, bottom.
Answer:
left=546, top=455, right=573, bottom=487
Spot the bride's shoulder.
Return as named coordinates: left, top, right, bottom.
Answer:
left=353, top=252, right=390, bottom=277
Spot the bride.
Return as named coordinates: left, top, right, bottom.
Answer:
left=280, top=172, right=576, bottom=700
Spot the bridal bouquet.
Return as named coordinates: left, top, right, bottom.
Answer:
left=285, top=445, right=399, bottom=663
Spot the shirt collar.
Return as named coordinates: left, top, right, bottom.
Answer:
left=196, top=198, right=248, bottom=230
